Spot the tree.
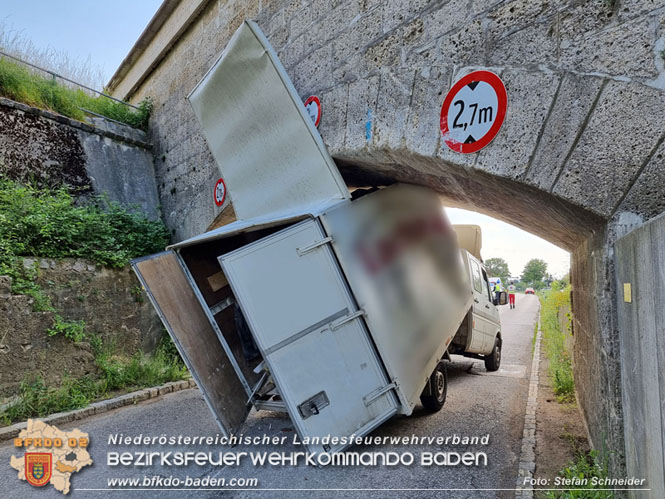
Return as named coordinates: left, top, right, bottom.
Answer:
left=485, top=257, right=511, bottom=281
left=521, top=259, right=548, bottom=289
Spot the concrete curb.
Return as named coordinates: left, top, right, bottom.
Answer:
left=0, top=378, right=197, bottom=442
left=515, top=320, right=542, bottom=498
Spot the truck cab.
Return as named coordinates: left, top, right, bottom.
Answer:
left=449, top=226, right=503, bottom=371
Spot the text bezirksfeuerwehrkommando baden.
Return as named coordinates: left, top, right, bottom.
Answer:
left=106, top=433, right=490, bottom=468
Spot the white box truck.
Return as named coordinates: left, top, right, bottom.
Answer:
left=132, top=21, right=501, bottom=454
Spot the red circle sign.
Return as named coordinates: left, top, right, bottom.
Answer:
left=213, top=178, right=226, bottom=206
left=304, top=95, right=321, bottom=127
left=440, top=70, right=507, bottom=154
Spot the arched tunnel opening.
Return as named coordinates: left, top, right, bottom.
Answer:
left=334, top=154, right=625, bottom=477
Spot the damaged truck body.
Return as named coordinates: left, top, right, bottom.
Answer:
left=132, top=21, right=499, bottom=454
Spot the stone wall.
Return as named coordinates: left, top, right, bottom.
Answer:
left=0, top=98, right=161, bottom=220
left=0, top=259, right=162, bottom=398
left=109, top=0, right=665, bottom=476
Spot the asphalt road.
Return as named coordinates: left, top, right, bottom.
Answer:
left=2, top=294, right=540, bottom=499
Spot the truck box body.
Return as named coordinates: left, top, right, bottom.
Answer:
left=132, top=21, right=471, bottom=453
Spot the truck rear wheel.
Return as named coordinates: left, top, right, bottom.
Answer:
left=420, top=361, right=447, bottom=412
left=484, top=337, right=502, bottom=372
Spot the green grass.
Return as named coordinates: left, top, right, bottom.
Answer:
left=1, top=334, right=188, bottom=425
left=545, top=450, right=613, bottom=498
left=0, top=179, right=170, bottom=340
left=0, top=57, right=152, bottom=130
left=539, top=284, right=575, bottom=403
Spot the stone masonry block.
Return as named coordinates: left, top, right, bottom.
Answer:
left=553, top=81, right=665, bottom=216
left=618, top=0, right=663, bottom=22
left=279, top=34, right=305, bottom=69
left=488, top=20, right=558, bottom=67
left=292, top=43, right=333, bottom=96
left=381, top=0, right=432, bottom=33
left=471, top=0, right=503, bottom=16
left=559, top=0, right=615, bottom=45
left=332, top=6, right=383, bottom=71
left=344, top=74, right=380, bottom=151
left=475, top=69, right=560, bottom=179
left=560, top=16, right=659, bottom=78
left=419, top=0, right=476, bottom=44
left=319, top=83, right=349, bottom=152
left=373, top=68, right=417, bottom=150
left=405, top=66, right=454, bottom=158
left=617, top=137, right=665, bottom=220
left=438, top=19, right=485, bottom=66
left=526, top=73, right=604, bottom=191
left=486, top=0, right=555, bottom=40
left=364, top=29, right=403, bottom=69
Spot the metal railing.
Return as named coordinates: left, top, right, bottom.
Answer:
left=0, top=49, right=139, bottom=110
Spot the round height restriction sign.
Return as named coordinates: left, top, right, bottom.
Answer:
left=213, top=178, right=226, bottom=206
left=304, top=95, right=321, bottom=127
left=440, top=71, right=507, bottom=154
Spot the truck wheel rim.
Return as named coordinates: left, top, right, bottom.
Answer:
left=435, top=371, right=445, bottom=400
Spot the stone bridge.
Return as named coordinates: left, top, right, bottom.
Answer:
left=108, top=0, right=665, bottom=481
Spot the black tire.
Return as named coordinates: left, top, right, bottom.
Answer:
left=485, top=337, right=502, bottom=372
left=420, top=361, right=448, bottom=412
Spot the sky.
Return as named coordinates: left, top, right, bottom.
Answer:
left=446, top=208, right=570, bottom=278
left=0, top=1, right=570, bottom=277
left=1, top=0, right=162, bottom=85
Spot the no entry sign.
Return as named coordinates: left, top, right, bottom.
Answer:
left=304, top=95, right=321, bottom=127
left=440, top=71, right=507, bottom=154
left=214, top=178, right=226, bottom=206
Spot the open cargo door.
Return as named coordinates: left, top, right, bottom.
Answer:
left=132, top=251, right=250, bottom=436
left=219, top=219, right=398, bottom=453
left=188, top=20, right=350, bottom=221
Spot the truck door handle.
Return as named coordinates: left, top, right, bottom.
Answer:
left=485, top=304, right=490, bottom=309
left=474, top=298, right=479, bottom=303
left=296, top=236, right=333, bottom=256
left=330, top=309, right=365, bottom=330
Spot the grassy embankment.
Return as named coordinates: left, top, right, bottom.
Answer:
left=0, top=180, right=187, bottom=425
left=539, top=285, right=612, bottom=498
left=0, top=56, right=152, bottom=130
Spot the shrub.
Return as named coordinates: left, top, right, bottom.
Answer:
left=0, top=179, right=169, bottom=340
left=0, top=179, right=169, bottom=269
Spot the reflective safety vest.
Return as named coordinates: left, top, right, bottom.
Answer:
left=494, top=284, right=501, bottom=292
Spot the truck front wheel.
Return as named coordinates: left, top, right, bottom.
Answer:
left=484, top=337, right=502, bottom=372
left=420, top=361, right=448, bottom=412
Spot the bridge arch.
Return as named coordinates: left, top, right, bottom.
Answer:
left=108, top=0, right=665, bottom=478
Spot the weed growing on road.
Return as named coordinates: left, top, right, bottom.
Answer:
left=0, top=57, right=152, bottom=129
left=545, top=449, right=612, bottom=498
left=0, top=334, right=187, bottom=425
left=539, top=284, right=575, bottom=403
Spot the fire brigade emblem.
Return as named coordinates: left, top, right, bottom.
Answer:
left=25, top=452, right=52, bottom=487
